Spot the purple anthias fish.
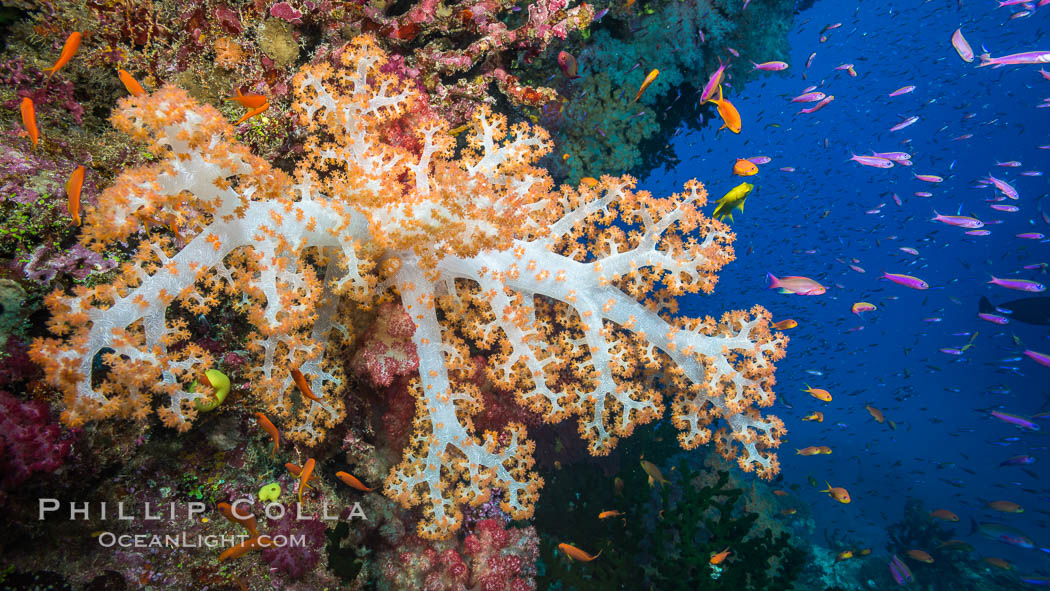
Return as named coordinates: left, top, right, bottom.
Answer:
left=700, top=59, right=728, bottom=103
left=890, top=116, right=919, bottom=132
left=792, top=91, right=825, bottom=102
left=978, top=312, right=1010, bottom=325
left=889, top=554, right=913, bottom=585
left=990, top=204, right=1019, bottom=212
left=1024, top=349, right=1050, bottom=368
left=988, top=276, right=1046, bottom=292
left=932, top=211, right=983, bottom=228
left=880, top=272, right=929, bottom=289
left=852, top=154, right=894, bottom=168
left=973, top=522, right=1035, bottom=548
left=985, top=175, right=1019, bottom=199
left=978, top=50, right=1050, bottom=68
left=999, top=455, right=1036, bottom=467
left=874, top=151, right=911, bottom=162
left=990, top=410, right=1040, bottom=431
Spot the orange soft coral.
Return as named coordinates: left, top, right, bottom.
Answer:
left=32, top=35, right=788, bottom=539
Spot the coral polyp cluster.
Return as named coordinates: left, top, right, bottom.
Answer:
left=30, top=35, right=786, bottom=539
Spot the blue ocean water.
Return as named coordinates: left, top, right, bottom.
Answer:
left=642, top=0, right=1050, bottom=574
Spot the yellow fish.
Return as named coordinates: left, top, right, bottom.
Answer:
left=712, top=182, right=753, bottom=222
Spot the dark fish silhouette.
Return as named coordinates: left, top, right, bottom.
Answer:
left=979, top=296, right=1050, bottom=326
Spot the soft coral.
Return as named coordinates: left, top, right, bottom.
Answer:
left=0, top=390, right=72, bottom=500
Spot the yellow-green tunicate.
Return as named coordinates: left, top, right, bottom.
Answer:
left=193, top=369, right=231, bottom=412
left=258, top=483, right=281, bottom=502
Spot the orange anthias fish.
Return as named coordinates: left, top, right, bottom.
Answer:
left=802, top=411, right=823, bottom=422
left=558, top=543, right=601, bottom=561
left=598, top=510, right=622, bottom=519
left=906, top=549, right=934, bottom=563
left=285, top=463, right=318, bottom=487
left=217, top=502, right=259, bottom=538
left=733, top=158, right=758, bottom=176
left=771, top=319, right=798, bottom=330
left=821, top=481, right=851, bottom=503
left=709, top=547, right=731, bottom=565
left=803, top=384, right=832, bottom=402
left=218, top=537, right=261, bottom=563
left=336, top=471, right=374, bottom=492
left=640, top=460, right=669, bottom=487
left=557, top=50, right=581, bottom=79
left=630, top=69, right=659, bottom=104
left=983, top=557, right=1013, bottom=570
left=235, top=102, right=269, bottom=125
left=226, top=89, right=268, bottom=109
left=66, top=165, right=84, bottom=226
left=580, top=176, right=599, bottom=187
left=707, top=85, right=741, bottom=134
left=291, top=368, right=322, bottom=402
left=254, top=412, right=279, bottom=456
left=298, top=458, right=315, bottom=503
left=772, top=489, right=789, bottom=497
left=929, top=509, right=959, bottom=522
left=835, top=550, right=854, bottom=562
left=986, top=500, right=1023, bottom=513
left=20, top=97, right=38, bottom=149
left=117, top=69, right=146, bottom=96
left=865, top=405, right=885, bottom=423
left=796, top=446, right=824, bottom=456
left=43, top=31, right=82, bottom=79
left=226, top=89, right=269, bottom=125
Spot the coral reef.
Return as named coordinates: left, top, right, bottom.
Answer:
left=540, top=0, right=796, bottom=181
left=537, top=454, right=805, bottom=589
left=30, top=34, right=787, bottom=540
left=883, top=498, right=987, bottom=591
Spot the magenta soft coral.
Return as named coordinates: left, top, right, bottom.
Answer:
left=0, top=390, right=72, bottom=496
left=378, top=519, right=537, bottom=591
left=260, top=503, right=327, bottom=579
left=351, top=302, right=420, bottom=388
left=463, top=519, right=538, bottom=591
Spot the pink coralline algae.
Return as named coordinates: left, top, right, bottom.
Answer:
left=355, top=0, right=593, bottom=112
left=0, top=57, right=84, bottom=124
left=351, top=302, right=420, bottom=388
left=270, top=1, right=304, bottom=24
left=0, top=129, right=99, bottom=205
left=24, top=242, right=117, bottom=283
left=0, top=390, right=72, bottom=500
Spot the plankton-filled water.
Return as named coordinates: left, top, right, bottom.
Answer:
left=0, top=0, right=1046, bottom=589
